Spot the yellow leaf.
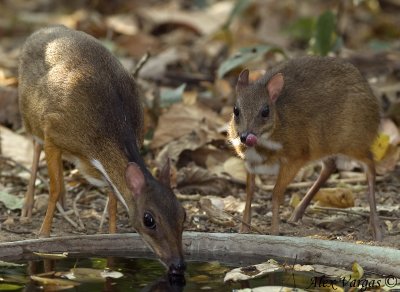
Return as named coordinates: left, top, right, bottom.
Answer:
left=313, top=188, right=354, bottom=208
left=351, top=262, right=364, bottom=279
left=371, top=133, right=390, bottom=161
left=33, top=252, right=68, bottom=260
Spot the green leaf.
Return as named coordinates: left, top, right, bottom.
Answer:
left=160, top=84, right=186, bottom=107
left=223, top=0, right=252, bottom=29
left=0, top=191, right=24, bottom=210
left=0, top=283, right=24, bottom=291
left=217, top=45, right=285, bottom=78
left=313, top=10, right=336, bottom=56
left=285, top=17, right=315, bottom=42
left=0, top=261, right=25, bottom=267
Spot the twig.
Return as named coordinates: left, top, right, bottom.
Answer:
left=223, top=210, right=264, bottom=235
left=2, top=155, right=80, bottom=229
left=99, top=196, right=109, bottom=233
left=312, top=206, right=400, bottom=221
left=258, top=176, right=385, bottom=192
left=132, top=52, right=150, bottom=79
left=72, top=190, right=86, bottom=231
left=176, top=193, right=201, bottom=201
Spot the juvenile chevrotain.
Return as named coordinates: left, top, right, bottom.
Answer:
left=19, top=25, right=186, bottom=273
left=229, top=56, right=382, bottom=241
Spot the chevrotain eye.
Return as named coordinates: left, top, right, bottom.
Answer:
left=143, top=212, right=156, bottom=229
left=261, top=106, right=269, bottom=118
left=233, top=106, right=240, bottom=117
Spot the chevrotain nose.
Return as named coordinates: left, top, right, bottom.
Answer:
left=168, top=260, right=186, bottom=276
left=240, top=132, right=247, bottom=143
left=242, top=133, right=257, bottom=147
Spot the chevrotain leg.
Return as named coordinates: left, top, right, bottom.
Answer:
left=362, top=156, right=383, bottom=241
left=108, top=191, right=118, bottom=234
left=289, top=157, right=336, bottom=222
left=239, top=172, right=256, bottom=233
left=21, top=140, right=42, bottom=218
left=39, top=140, right=64, bottom=237
left=271, top=162, right=303, bottom=235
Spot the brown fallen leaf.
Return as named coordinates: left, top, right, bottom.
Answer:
left=0, top=86, right=20, bottom=130
left=221, top=157, right=247, bottom=182
left=177, top=163, right=229, bottom=195
left=151, top=102, right=225, bottom=149
left=313, top=188, right=354, bottom=209
left=0, top=125, right=34, bottom=168
left=199, top=198, right=235, bottom=227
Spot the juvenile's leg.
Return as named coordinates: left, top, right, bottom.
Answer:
left=271, top=162, right=303, bottom=235
left=239, top=172, right=256, bottom=233
left=39, top=140, right=64, bottom=237
left=21, top=140, right=42, bottom=218
left=289, top=157, right=336, bottom=222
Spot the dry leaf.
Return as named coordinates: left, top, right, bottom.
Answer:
left=0, top=86, right=20, bottom=130
left=105, top=14, right=138, bottom=35
left=0, top=125, right=34, bottom=168
left=177, top=164, right=229, bottom=195
left=199, top=198, right=235, bottom=227
left=222, top=157, right=247, bottom=182
left=151, top=102, right=225, bottom=149
left=224, top=261, right=284, bottom=282
left=313, top=188, right=354, bottom=208
left=138, top=1, right=233, bottom=36
left=222, top=195, right=245, bottom=213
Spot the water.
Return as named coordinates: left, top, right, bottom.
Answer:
left=0, top=256, right=341, bottom=291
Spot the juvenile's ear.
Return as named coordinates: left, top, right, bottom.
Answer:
left=159, top=158, right=171, bottom=187
left=125, top=162, right=145, bottom=198
left=236, top=69, right=249, bottom=90
left=267, top=73, right=284, bottom=103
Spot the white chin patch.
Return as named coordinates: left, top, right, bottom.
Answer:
left=91, top=159, right=129, bottom=212
left=244, top=148, right=263, bottom=164
left=246, top=161, right=280, bottom=175
left=258, top=138, right=283, bottom=151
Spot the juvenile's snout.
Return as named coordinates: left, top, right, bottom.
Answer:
left=240, top=132, right=257, bottom=147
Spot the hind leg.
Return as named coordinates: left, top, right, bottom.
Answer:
left=21, top=140, right=42, bottom=219
left=39, top=139, right=65, bottom=237
left=289, top=157, right=336, bottom=222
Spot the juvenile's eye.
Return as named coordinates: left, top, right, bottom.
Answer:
left=261, top=106, right=269, bottom=118
left=143, top=212, right=156, bottom=229
left=233, top=106, right=240, bottom=117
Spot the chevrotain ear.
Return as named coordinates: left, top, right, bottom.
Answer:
left=236, top=69, right=249, bottom=90
left=267, top=73, right=284, bottom=103
left=159, top=158, right=171, bottom=187
left=125, top=162, right=145, bottom=198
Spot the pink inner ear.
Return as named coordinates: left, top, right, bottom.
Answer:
left=267, top=73, right=284, bottom=103
left=125, top=162, right=145, bottom=198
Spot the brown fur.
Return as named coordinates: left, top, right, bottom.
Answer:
left=229, top=56, right=382, bottom=240
left=19, top=26, right=186, bottom=271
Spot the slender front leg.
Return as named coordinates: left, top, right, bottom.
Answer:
left=362, top=157, right=382, bottom=241
left=271, top=162, right=303, bottom=235
left=39, top=140, right=64, bottom=237
left=108, top=191, right=117, bottom=234
left=21, top=140, right=42, bottom=218
left=239, top=172, right=256, bottom=233
left=289, top=157, right=336, bottom=222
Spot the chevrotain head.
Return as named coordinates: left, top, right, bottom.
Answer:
left=125, top=160, right=186, bottom=275
left=232, top=69, right=284, bottom=147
